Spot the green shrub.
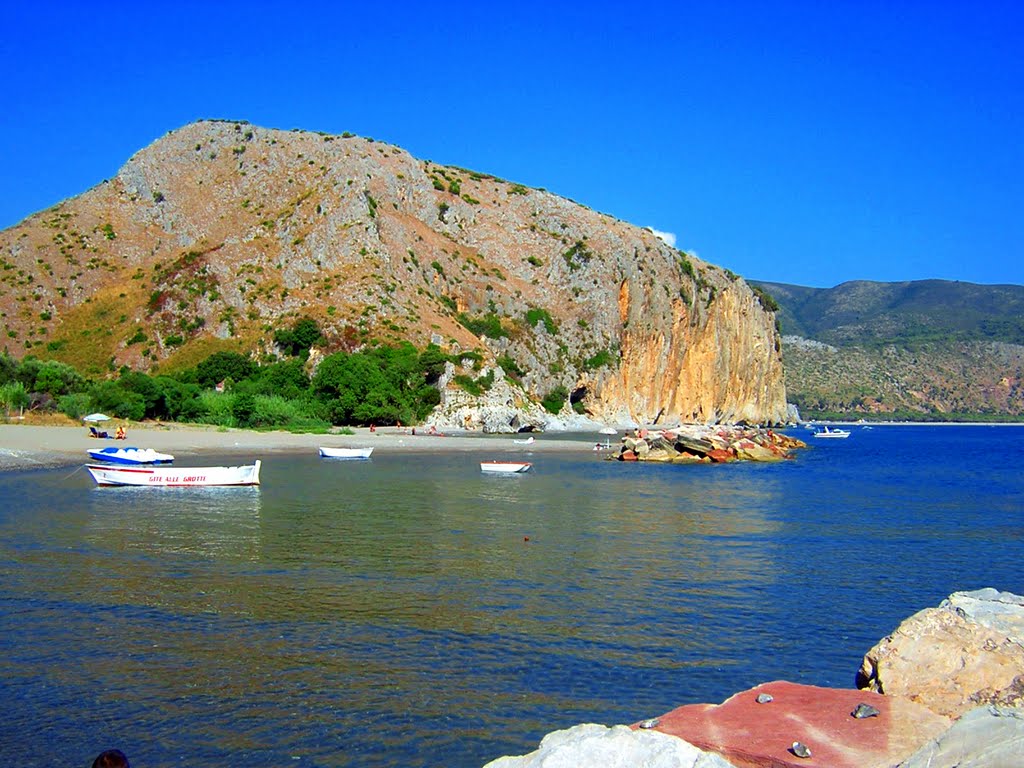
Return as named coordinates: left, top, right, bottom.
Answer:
left=583, top=348, right=616, bottom=370
left=562, top=241, right=592, bottom=271
left=751, top=284, right=780, bottom=313
left=497, top=354, right=523, bottom=378
left=457, top=312, right=506, bottom=339
left=678, top=254, right=695, bottom=279
left=541, top=385, right=568, bottom=414
left=525, top=307, right=558, bottom=335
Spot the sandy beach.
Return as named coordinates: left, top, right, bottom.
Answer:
left=0, top=421, right=593, bottom=471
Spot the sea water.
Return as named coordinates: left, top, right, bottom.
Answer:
left=0, top=425, right=1021, bottom=767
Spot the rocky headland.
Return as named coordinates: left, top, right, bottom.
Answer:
left=606, top=424, right=808, bottom=463
left=484, top=588, right=1024, bottom=767
left=1, top=120, right=788, bottom=429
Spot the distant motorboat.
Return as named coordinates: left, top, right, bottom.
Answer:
left=598, top=426, right=617, bottom=435
left=319, top=446, right=374, bottom=459
left=813, top=426, right=851, bottom=439
left=86, top=446, right=175, bottom=465
left=480, top=461, right=532, bottom=474
left=513, top=436, right=535, bottom=445
left=86, top=460, right=261, bottom=487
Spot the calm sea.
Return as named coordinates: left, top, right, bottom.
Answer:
left=1, top=425, right=1021, bottom=767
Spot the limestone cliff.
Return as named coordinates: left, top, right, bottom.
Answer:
left=0, top=120, right=788, bottom=424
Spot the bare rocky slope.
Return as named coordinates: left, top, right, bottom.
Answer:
left=1, top=120, right=788, bottom=426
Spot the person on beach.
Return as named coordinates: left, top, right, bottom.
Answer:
left=115, top=425, right=126, bottom=440
left=92, top=749, right=129, bottom=768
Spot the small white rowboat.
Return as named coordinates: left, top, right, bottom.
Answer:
left=480, top=461, right=532, bottom=474
left=86, top=460, right=261, bottom=487
left=319, top=446, right=374, bottom=459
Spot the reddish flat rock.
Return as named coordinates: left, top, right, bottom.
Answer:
left=635, top=681, right=950, bottom=768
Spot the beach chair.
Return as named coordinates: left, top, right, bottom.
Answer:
left=89, top=426, right=111, bottom=439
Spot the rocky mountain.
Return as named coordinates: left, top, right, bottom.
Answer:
left=752, top=279, right=1024, bottom=419
left=0, top=120, right=788, bottom=426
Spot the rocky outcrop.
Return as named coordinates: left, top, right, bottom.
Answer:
left=856, top=588, right=1024, bottom=719
left=482, top=723, right=737, bottom=768
left=642, top=681, right=950, bottom=768
left=898, top=705, right=1024, bottom=768
left=611, top=425, right=806, bottom=463
left=0, top=120, right=788, bottom=425
left=426, top=364, right=552, bottom=433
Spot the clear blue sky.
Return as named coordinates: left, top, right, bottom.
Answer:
left=2, top=1, right=1021, bottom=288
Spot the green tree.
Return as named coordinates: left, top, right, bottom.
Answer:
left=89, top=380, right=146, bottom=421
left=195, top=351, right=257, bottom=389
left=232, top=392, right=257, bottom=427
left=32, top=360, right=85, bottom=397
left=313, top=342, right=436, bottom=426
left=418, top=345, right=449, bottom=384
left=274, top=317, right=323, bottom=357
left=254, top=359, right=310, bottom=399
left=0, top=351, right=19, bottom=385
left=541, top=385, right=568, bottom=414
left=0, top=381, right=29, bottom=419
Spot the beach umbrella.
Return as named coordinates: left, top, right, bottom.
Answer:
left=82, top=413, right=111, bottom=422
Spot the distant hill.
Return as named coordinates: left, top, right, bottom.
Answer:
left=751, top=279, right=1024, bottom=421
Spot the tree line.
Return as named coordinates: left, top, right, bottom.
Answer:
left=0, top=319, right=451, bottom=431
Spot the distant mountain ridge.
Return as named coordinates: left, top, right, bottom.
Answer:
left=751, top=279, right=1024, bottom=420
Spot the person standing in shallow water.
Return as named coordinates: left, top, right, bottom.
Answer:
left=92, top=749, right=129, bottom=768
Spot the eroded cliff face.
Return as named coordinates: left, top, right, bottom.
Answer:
left=599, top=280, right=787, bottom=424
left=0, top=120, right=787, bottom=424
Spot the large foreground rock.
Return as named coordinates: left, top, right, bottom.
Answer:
left=644, top=681, right=949, bottom=768
left=482, top=723, right=736, bottom=768
left=857, top=588, right=1024, bottom=719
left=897, top=705, right=1024, bottom=768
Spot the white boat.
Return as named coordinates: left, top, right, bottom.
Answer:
left=86, top=446, right=175, bottom=465
left=813, top=426, right=851, bottom=439
left=513, top=436, right=535, bottom=445
left=319, top=446, right=374, bottom=459
left=598, top=426, right=617, bottom=435
left=480, top=461, right=532, bottom=474
left=86, top=460, right=261, bottom=487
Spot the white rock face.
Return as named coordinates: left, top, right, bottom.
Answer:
left=858, top=588, right=1024, bottom=718
left=482, top=723, right=737, bottom=768
left=897, top=705, right=1024, bottom=768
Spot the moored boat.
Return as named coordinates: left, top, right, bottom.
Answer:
left=480, top=461, right=532, bottom=474
left=318, top=446, right=374, bottom=459
left=813, top=426, right=851, bottom=439
left=86, top=446, right=175, bottom=465
left=86, top=460, right=261, bottom=487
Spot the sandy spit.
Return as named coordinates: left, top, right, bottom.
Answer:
left=0, top=423, right=596, bottom=471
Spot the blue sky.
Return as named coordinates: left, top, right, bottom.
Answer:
left=2, top=1, right=1021, bottom=288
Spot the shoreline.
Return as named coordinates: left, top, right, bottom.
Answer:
left=3, top=419, right=1021, bottom=472
left=0, top=422, right=596, bottom=471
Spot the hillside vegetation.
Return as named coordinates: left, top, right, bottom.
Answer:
left=752, top=279, right=1024, bottom=420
